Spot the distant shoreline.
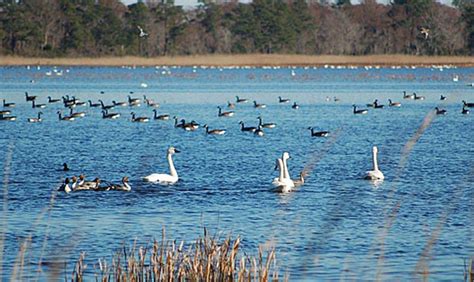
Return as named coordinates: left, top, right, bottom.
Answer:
left=1, top=55, right=473, bottom=67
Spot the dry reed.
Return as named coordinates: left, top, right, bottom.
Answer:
left=1, top=55, right=473, bottom=67
left=67, top=228, right=281, bottom=282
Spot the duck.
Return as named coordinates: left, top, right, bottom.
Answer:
left=48, top=96, right=61, bottom=103
left=144, top=95, right=159, bottom=108
left=435, top=107, right=447, bottom=115
left=235, top=96, right=248, bottom=103
left=128, top=95, right=141, bottom=106
left=102, top=109, right=120, bottom=119
left=462, top=100, right=474, bottom=108
left=28, top=112, right=43, bottom=123
left=62, top=163, right=70, bottom=171
left=227, top=101, right=235, bottom=109
left=57, top=111, right=75, bottom=121
left=253, top=100, right=266, bottom=109
left=75, top=176, right=100, bottom=191
left=131, top=112, right=149, bottom=122
left=204, top=124, right=226, bottom=135
left=217, top=106, right=234, bottom=117
left=353, top=105, right=368, bottom=115
left=388, top=99, right=401, bottom=107
left=291, top=102, right=300, bottom=109
left=308, top=127, right=329, bottom=137
left=99, top=100, right=114, bottom=110
left=403, top=91, right=415, bottom=99
left=462, top=106, right=470, bottom=114
left=69, top=107, right=86, bottom=118
left=271, top=158, right=294, bottom=193
left=153, top=109, right=170, bottom=120
left=254, top=125, right=265, bottom=137
left=279, top=96, right=290, bottom=103
left=143, top=147, right=180, bottom=184
left=414, top=93, right=425, bottom=100
left=57, top=178, right=72, bottom=193
left=70, top=176, right=79, bottom=190
left=239, top=121, right=257, bottom=132
left=257, top=116, right=276, bottom=128
left=25, top=92, right=37, bottom=101
left=364, top=146, right=384, bottom=180
left=3, top=99, right=15, bottom=108
left=440, top=95, right=447, bottom=101
left=88, top=100, right=101, bottom=107
left=113, top=100, right=128, bottom=107
left=32, top=100, right=46, bottom=109
left=109, top=176, right=131, bottom=191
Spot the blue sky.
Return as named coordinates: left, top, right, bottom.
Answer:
left=120, top=0, right=452, bottom=7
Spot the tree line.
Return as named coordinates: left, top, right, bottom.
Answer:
left=0, top=0, right=473, bottom=57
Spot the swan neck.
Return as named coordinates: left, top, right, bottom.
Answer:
left=372, top=149, right=379, bottom=171
left=278, top=159, right=284, bottom=181
left=167, top=153, right=178, bottom=177
left=282, top=157, right=291, bottom=179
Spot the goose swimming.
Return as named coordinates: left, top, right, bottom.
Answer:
left=131, top=112, right=149, bottom=122
left=69, top=107, right=86, bottom=118
left=153, top=109, right=170, bottom=120
left=462, top=100, right=474, bottom=108
left=57, top=111, right=75, bottom=121
left=48, top=96, right=61, bottom=103
left=3, top=99, right=15, bottom=108
left=203, top=124, right=226, bottom=135
left=235, top=96, right=248, bottom=103
left=364, top=146, right=384, bottom=180
left=388, top=99, right=401, bottom=107
left=28, top=112, right=43, bottom=123
left=353, top=105, right=368, bottom=115
left=113, top=100, right=128, bottom=107
left=257, top=116, right=276, bottom=128
left=88, top=100, right=101, bottom=107
left=32, top=100, right=46, bottom=109
left=143, top=147, right=180, bottom=184
left=239, top=121, right=257, bottom=132
left=25, top=92, right=36, bottom=101
left=279, top=96, right=290, bottom=103
left=218, top=106, right=234, bottom=117
left=102, top=109, right=120, bottom=119
left=254, top=125, right=265, bottom=136
left=227, top=101, right=235, bottom=109
left=440, top=95, right=447, bottom=101
left=291, top=102, right=300, bottom=109
left=308, top=127, right=329, bottom=137
left=253, top=100, right=267, bottom=109
left=403, top=91, right=414, bottom=99
left=435, top=107, right=447, bottom=115
left=99, top=100, right=114, bottom=110
left=0, top=115, right=16, bottom=121
left=414, top=93, right=425, bottom=100
left=128, top=95, right=141, bottom=106
left=462, top=106, right=470, bottom=114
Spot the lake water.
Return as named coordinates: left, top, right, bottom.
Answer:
left=0, top=65, right=473, bottom=280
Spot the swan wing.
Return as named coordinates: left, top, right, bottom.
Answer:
left=143, top=173, right=178, bottom=184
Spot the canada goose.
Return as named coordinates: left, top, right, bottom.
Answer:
left=291, top=102, right=300, bottom=109
left=0, top=110, right=11, bottom=115
left=257, top=116, right=276, bottom=128
left=62, top=163, right=70, bottom=171
left=414, top=93, right=425, bottom=100
left=99, top=100, right=114, bottom=110
left=48, top=96, right=61, bottom=103
left=462, top=100, right=474, bottom=108
left=69, top=107, right=86, bottom=118
left=388, top=99, right=401, bottom=107
left=143, top=147, right=180, bottom=184
left=373, top=99, right=384, bottom=109
left=279, top=96, right=290, bottom=103
left=3, top=99, right=15, bottom=108
left=131, top=112, right=149, bottom=122
left=217, top=106, right=234, bottom=117
left=462, top=106, right=470, bottom=114
left=145, top=98, right=159, bottom=108
left=239, top=121, right=257, bottom=132
left=88, top=100, right=101, bottom=107
left=440, top=95, right=447, bottom=101
left=63, top=96, right=76, bottom=108
left=435, top=107, right=447, bottom=115
left=25, top=92, right=36, bottom=101
left=353, top=105, right=368, bottom=114
left=235, top=96, right=248, bottom=103
left=128, top=95, right=141, bottom=106
left=254, top=126, right=264, bottom=136
left=113, top=100, right=128, bottom=107
left=364, top=146, right=384, bottom=180
left=333, top=97, right=340, bottom=102
left=180, top=119, right=199, bottom=131
left=308, top=127, right=329, bottom=137
left=403, top=91, right=414, bottom=99
left=102, top=109, right=120, bottom=119
left=72, top=97, right=86, bottom=106
left=253, top=101, right=266, bottom=109
left=227, top=101, right=235, bottom=109
left=204, top=124, right=226, bottom=135
left=0, top=115, right=16, bottom=121
left=32, top=100, right=46, bottom=109
left=153, top=109, right=170, bottom=120
left=28, top=112, right=43, bottom=123
left=174, top=116, right=184, bottom=128
left=57, top=111, right=75, bottom=121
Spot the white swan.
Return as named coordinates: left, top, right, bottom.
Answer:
left=365, top=146, right=384, bottom=180
left=272, top=158, right=294, bottom=193
left=143, top=147, right=180, bottom=184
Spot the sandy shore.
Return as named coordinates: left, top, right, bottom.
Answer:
left=1, top=54, right=473, bottom=67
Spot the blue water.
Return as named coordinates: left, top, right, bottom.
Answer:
left=0, top=65, right=473, bottom=280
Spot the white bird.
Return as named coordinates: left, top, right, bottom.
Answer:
left=143, top=147, right=180, bottom=185
left=272, top=158, right=293, bottom=193
left=420, top=27, right=430, bottom=39
left=58, top=178, right=72, bottom=193
left=137, top=25, right=148, bottom=38
left=364, top=146, right=384, bottom=181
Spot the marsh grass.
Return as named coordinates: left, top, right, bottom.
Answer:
left=68, top=228, right=280, bottom=281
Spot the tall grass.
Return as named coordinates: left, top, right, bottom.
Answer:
left=68, top=228, right=281, bottom=281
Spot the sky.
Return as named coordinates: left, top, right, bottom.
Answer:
left=120, top=0, right=452, bottom=7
